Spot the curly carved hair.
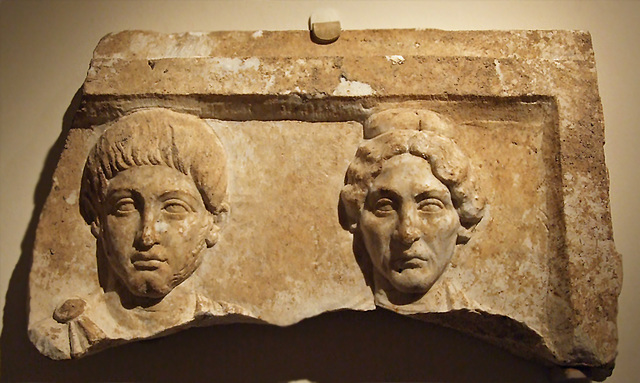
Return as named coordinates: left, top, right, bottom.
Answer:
left=341, top=112, right=485, bottom=242
left=80, top=108, right=228, bottom=225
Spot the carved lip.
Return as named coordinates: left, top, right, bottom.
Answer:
left=131, top=253, right=166, bottom=270
left=391, top=254, right=428, bottom=271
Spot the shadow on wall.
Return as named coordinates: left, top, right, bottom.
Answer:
left=0, top=93, right=550, bottom=383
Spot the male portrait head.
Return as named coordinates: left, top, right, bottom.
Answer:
left=341, top=109, right=485, bottom=303
left=80, top=108, right=228, bottom=301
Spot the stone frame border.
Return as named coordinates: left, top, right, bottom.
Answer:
left=67, top=29, right=621, bottom=370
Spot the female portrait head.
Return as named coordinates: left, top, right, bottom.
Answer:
left=341, top=110, right=485, bottom=299
left=80, top=108, right=228, bottom=300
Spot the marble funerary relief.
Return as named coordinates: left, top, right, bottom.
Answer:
left=29, top=29, right=620, bottom=378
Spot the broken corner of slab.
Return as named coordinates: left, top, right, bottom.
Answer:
left=28, top=29, right=620, bottom=379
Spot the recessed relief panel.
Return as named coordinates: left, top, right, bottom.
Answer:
left=27, top=30, right=619, bottom=377
left=200, top=119, right=374, bottom=324
left=341, top=101, right=561, bottom=342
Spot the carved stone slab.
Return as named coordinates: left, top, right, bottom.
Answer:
left=28, top=29, right=620, bottom=377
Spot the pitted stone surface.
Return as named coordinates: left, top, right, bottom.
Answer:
left=29, top=29, right=620, bottom=378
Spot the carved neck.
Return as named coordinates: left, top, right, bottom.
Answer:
left=372, top=272, right=428, bottom=314
left=372, top=264, right=459, bottom=315
left=102, top=273, right=200, bottom=330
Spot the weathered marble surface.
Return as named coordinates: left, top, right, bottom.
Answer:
left=28, top=29, right=620, bottom=378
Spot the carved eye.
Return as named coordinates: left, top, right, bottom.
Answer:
left=374, top=198, right=395, bottom=216
left=163, top=199, right=192, bottom=215
left=113, top=198, right=136, bottom=215
left=417, top=198, right=445, bottom=213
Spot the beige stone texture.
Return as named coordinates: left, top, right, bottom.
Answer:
left=28, top=29, right=620, bottom=377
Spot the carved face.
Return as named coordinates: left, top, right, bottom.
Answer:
left=359, top=153, right=462, bottom=294
left=96, top=165, right=215, bottom=299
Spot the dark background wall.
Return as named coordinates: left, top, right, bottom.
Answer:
left=1, top=1, right=638, bottom=381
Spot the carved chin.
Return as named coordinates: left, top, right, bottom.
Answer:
left=387, top=268, right=440, bottom=294
left=121, top=260, right=202, bottom=299
left=125, top=272, right=176, bottom=299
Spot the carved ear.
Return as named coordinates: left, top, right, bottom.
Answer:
left=205, top=202, right=230, bottom=248
left=338, top=193, right=360, bottom=233
left=81, top=193, right=101, bottom=238
left=205, top=215, right=219, bottom=248
left=90, top=220, right=100, bottom=239
left=456, top=225, right=472, bottom=245
left=205, top=230, right=218, bottom=248
left=213, top=202, right=229, bottom=226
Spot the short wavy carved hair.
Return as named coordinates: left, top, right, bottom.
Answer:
left=340, top=110, right=485, bottom=243
left=80, top=108, right=228, bottom=225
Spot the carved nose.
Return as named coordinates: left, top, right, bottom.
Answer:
left=394, top=208, right=421, bottom=244
left=138, top=211, right=159, bottom=248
